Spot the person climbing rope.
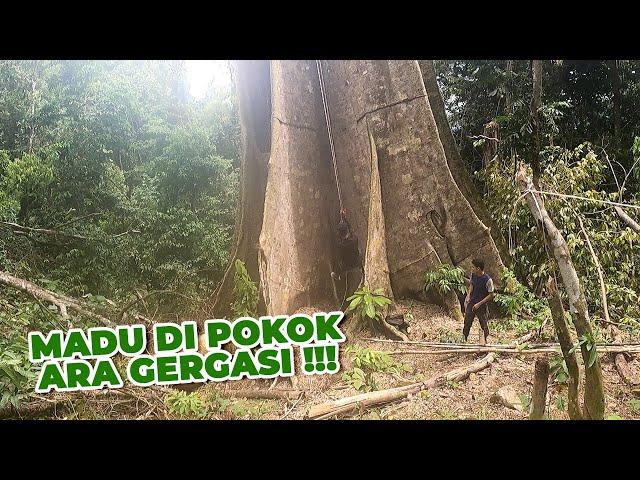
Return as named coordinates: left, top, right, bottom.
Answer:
left=463, top=258, right=495, bottom=345
left=331, top=209, right=363, bottom=307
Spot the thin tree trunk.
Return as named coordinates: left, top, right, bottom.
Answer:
left=547, top=277, right=582, bottom=419
left=530, top=60, right=543, bottom=187
left=505, top=60, right=513, bottom=114
left=608, top=60, right=621, bottom=150
left=529, top=356, right=550, bottom=420
left=28, top=78, right=37, bottom=154
left=516, top=167, right=604, bottom=419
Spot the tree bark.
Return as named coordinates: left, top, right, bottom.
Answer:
left=257, top=60, right=337, bottom=315
left=529, top=356, right=550, bottom=419
left=516, top=167, right=604, bottom=419
left=611, top=325, right=640, bottom=386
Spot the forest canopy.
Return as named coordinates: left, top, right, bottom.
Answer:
left=0, top=60, right=240, bottom=309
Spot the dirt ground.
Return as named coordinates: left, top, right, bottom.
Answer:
left=8, top=299, right=640, bottom=420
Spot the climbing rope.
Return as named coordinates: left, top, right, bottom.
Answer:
left=529, top=189, right=640, bottom=210
left=316, top=60, right=343, bottom=213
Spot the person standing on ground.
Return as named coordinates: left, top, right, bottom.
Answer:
left=463, top=258, right=495, bottom=345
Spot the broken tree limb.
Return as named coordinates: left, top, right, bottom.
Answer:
left=516, top=166, right=605, bottom=419
left=0, top=221, right=89, bottom=240
left=615, top=206, right=640, bottom=233
left=0, top=270, right=113, bottom=326
left=529, top=356, right=550, bottom=420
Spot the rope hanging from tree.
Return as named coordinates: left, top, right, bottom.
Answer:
left=316, top=60, right=344, bottom=215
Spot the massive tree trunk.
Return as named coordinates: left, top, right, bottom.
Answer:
left=213, top=60, right=504, bottom=337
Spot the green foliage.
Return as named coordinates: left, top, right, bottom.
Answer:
left=0, top=296, right=72, bottom=409
left=229, top=399, right=277, bottom=419
left=494, top=269, right=550, bottom=334
left=627, top=398, right=640, bottom=414
left=232, top=259, right=258, bottom=319
left=0, top=336, right=37, bottom=409
left=342, top=344, right=409, bottom=392
left=549, top=354, right=569, bottom=384
left=203, top=390, right=231, bottom=413
left=445, top=380, right=461, bottom=390
left=423, top=264, right=468, bottom=296
left=519, top=394, right=531, bottom=411
left=570, top=332, right=599, bottom=368
left=346, top=286, right=392, bottom=323
left=0, top=60, right=239, bottom=311
left=437, top=328, right=465, bottom=344
left=164, top=390, right=208, bottom=419
left=482, top=144, right=640, bottom=325
left=436, top=60, right=640, bottom=329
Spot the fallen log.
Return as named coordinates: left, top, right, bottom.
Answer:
left=362, top=337, right=543, bottom=348
left=0, top=269, right=112, bottom=326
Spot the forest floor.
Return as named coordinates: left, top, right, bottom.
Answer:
left=7, top=299, right=640, bottom=420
